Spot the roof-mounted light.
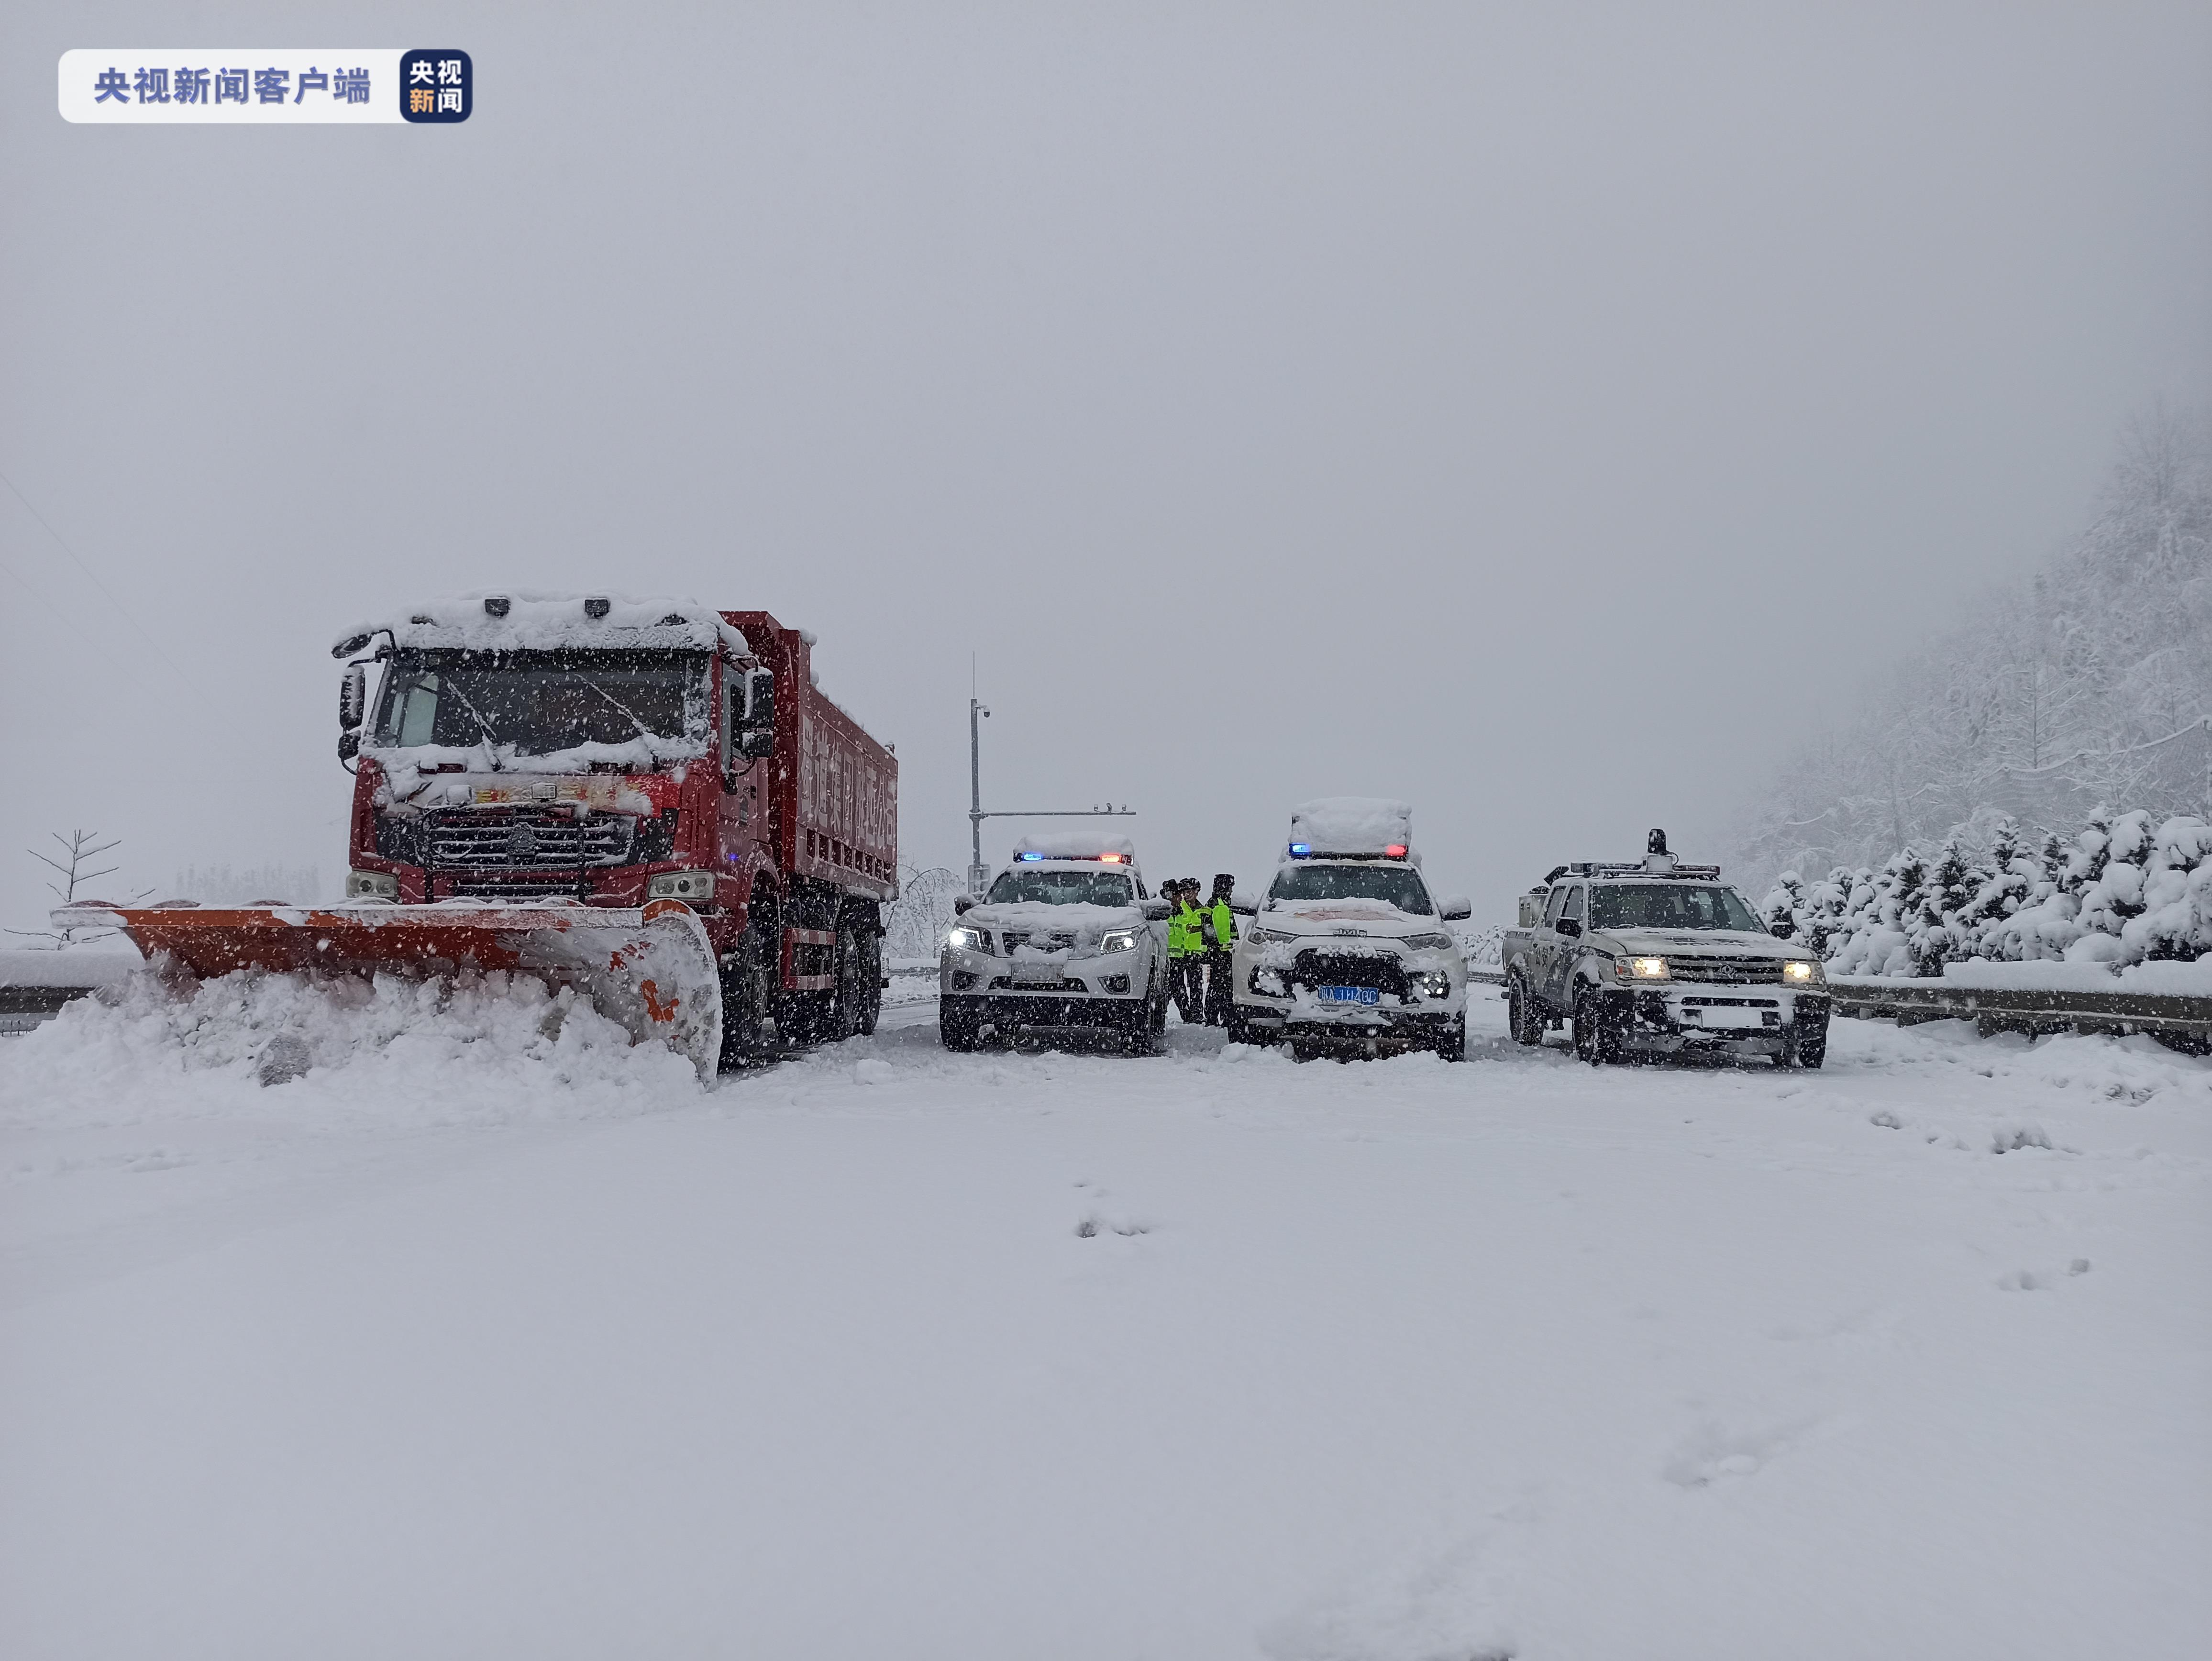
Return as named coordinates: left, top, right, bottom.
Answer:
left=1384, top=843, right=1408, bottom=858
left=1097, top=852, right=1124, bottom=863
left=1018, top=851, right=1045, bottom=862
left=584, top=596, right=611, bottom=619
left=483, top=596, right=510, bottom=618
left=1288, top=842, right=1311, bottom=857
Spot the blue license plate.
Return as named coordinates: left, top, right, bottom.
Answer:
left=1317, top=985, right=1381, bottom=1006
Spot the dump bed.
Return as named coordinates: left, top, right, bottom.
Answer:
left=724, top=612, right=898, bottom=900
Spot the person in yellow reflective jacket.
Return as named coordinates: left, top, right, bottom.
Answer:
left=1200, top=872, right=1239, bottom=1026
left=1166, top=879, right=1205, bottom=1023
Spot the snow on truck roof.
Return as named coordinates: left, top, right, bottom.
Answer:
left=1286, top=797, right=1415, bottom=860
left=333, top=592, right=751, bottom=658
left=1012, top=832, right=1138, bottom=864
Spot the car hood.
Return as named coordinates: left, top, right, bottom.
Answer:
left=1256, top=902, right=1443, bottom=943
left=1592, top=927, right=1815, bottom=960
left=960, top=900, right=1145, bottom=950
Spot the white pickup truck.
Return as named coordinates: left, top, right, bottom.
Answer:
left=1499, top=831, right=1832, bottom=1068
left=939, top=833, right=1169, bottom=1052
left=1228, top=798, right=1472, bottom=1060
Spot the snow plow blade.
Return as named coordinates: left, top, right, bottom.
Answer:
left=51, top=899, right=722, bottom=1081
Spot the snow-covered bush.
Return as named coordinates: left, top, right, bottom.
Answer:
left=1824, top=810, right=2212, bottom=974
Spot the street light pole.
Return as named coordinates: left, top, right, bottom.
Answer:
left=966, top=690, right=1134, bottom=896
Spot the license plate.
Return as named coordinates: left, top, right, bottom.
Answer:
left=1011, top=960, right=1065, bottom=986
left=1689, top=1005, right=1768, bottom=1029
left=1316, top=985, right=1381, bottom=1006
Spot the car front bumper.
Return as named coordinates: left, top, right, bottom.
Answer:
left=1600, top=986, right=1830, bottom=1053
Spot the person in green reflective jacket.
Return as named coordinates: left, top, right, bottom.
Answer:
left=1166, top=879, right=1206, bottom=1022
left=1201, top=872, right=1239, bottom=1027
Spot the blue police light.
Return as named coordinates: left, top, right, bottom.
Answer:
left=1018, top=851, right=1045, bottom=861
left=1288, top=842, right=1311, bottom=857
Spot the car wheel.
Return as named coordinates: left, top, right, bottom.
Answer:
left=1436, top=1016, right=1467, bottom=1062
left=1507, top=977, right=1542, bottom=1046
left=940, top=1001, right=981, bottom=1052
left=1572, top=985, right=1621, bottom=1065
left=1792, top=1016, right=1828, bottom=1071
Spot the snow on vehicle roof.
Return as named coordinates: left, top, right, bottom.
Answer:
left=334, top=592, right=750, bottom=658
left=1286, top=797, right=1414, bottom=857
left=1011, top=832, right=1139, bottom=863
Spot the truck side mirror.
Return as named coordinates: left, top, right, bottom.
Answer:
left=339, top=665, right=365, bottom=733
left=739, top=668, right=777, bottom=759
left=1556, top=917, right=1582, bottom=938
left=1141, top=898, right=1170, bottom=921
left=338, top=731, right=360, bottom=762
left=1438, top=894, right=1472, bottom=921
left=952, top=894, right=977, bottom=916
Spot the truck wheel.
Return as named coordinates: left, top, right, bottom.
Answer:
left=718, top=903, right=780, bottom=1069
left=1572, top=985, right=1622, bottom=1066
left=1507, top=977, right=1543, bottom=1046
left=1787, top=1016, right=1828, bottom=1071
left=940, top=1001, right=981, bottom=1052
left=1435, top=1016, right=1467, bottom=1062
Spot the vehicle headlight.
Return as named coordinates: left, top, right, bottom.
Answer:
left=1403, top=932, right=1453, bottom=951
left=1414, top=969, right=1453, bottom=997
left=345, top=869, right=399, bottom=900
left=646, top=871, right=715, bottom=901
left=1618, top=956, right=1670, bottom=980
left=1097, top=928, right=1141, bottom=955
left=947, top=925, right=993, bottom=955
left=1781, top=959, right=1822, bottom=985
left=1250, top=926, right=1295, bottom=944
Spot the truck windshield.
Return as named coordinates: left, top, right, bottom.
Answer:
left=1267, top=864, right=1434, bottom=914
left=1589, top=884, right=1765, bottom=932
left=372, top=650, right=708, bottom=753
left=986, top=869, right=1136, bottom=907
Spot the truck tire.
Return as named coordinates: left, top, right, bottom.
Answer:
left=1507, top=977, right=1543, bottom=1046
left=1572, top=984, right=1622, bottom=1066
left=1785, top=1014, right=1829, bottom=1071
left=940, top=1000, right=981, bottom=1052
left=718, top=900, right=781, bottom=1069
left=1435, top=1015, right=1467, bottom=1062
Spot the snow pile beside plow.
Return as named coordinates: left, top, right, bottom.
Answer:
left=0, top=968, right=699, bottom=1132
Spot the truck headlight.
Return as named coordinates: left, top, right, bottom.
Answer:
left=1097, top=928, right=1141, bottom=955
left=1782, top=959, right=1822, bottom=985
left=647, top=871, right=715, bottom=901
left=1414, top=969, right=1452, bottom=998
left=947, top=925, right=992, bottom=954
left=345, top=869, right=399, bottom=900
left=1618, top=956, right=1670, bottom=980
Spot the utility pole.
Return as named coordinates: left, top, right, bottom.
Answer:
left=966, top=681, right=1135, bottom=897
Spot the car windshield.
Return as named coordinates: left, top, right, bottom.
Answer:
left=1589, top=883, right=1765, bottom=932
left=986, top=868, right=1136, bottom=907
left=372, top=650, right=708, bottom=753
left=1267, top=863, right=1434, bottom=914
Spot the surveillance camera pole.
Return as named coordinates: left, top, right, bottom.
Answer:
left=968, top=693, right=1135, bottom=896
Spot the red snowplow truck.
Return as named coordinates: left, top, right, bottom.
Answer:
left=55, top=593, right=897, bottom=1076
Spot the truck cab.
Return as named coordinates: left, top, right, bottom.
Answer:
left=938, top=834, right=1168, bottom=1052
left=1500, top=830, right=1830, bottom=1067
left=1229, top=797, right=1472, bottom=1060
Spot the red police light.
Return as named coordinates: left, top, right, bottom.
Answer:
left=1098, top=853, right=1124, bottom=863
left=1384, top=843, right=1408, bottom=858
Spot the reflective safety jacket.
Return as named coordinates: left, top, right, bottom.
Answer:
left=1168, top=902, right=1204, bottom=958
left=1202, top=900, right=1236, bottom=953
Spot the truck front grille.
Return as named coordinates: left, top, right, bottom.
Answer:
left=1001, top=930, right=1078, bottom=954
left=1293, top=951, right=1407, bottom=996
left=1667, top=957, right=1787, bottom=985
left=426, top=810, right=634, bottom=871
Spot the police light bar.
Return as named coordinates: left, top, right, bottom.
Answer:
left=1097, top=852, right=1124, bottom=863
left=1288, top=842, right=1311, bottom=857
left=1384, top=843, right=1408, bottom=858
left=1018, top=851, right=1045, bottom=861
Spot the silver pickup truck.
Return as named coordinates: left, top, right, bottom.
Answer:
left=1499, top=831, right=1831, bottom=1068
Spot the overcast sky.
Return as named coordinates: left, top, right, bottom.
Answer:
left=4, top=1, right=2209, bottom=923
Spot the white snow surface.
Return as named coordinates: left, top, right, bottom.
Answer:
left=1288, top=797, right=1414, bottom=855
left=337, top=590, right=749, bottom=657
left=2, top=983, right=2206, bottom=1660
left=0, top=945, right=144, bottom=988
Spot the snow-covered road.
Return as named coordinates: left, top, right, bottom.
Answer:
left=2, top=981, right=2206, bottom=1660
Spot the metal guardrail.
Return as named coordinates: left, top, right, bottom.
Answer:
left=1826, top=975, right=2212, bottom=1048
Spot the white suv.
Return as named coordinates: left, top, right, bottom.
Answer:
left=1230, top=800, right=1471, bottom=1060
left=940, top=835, right=1168, bottom=1053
